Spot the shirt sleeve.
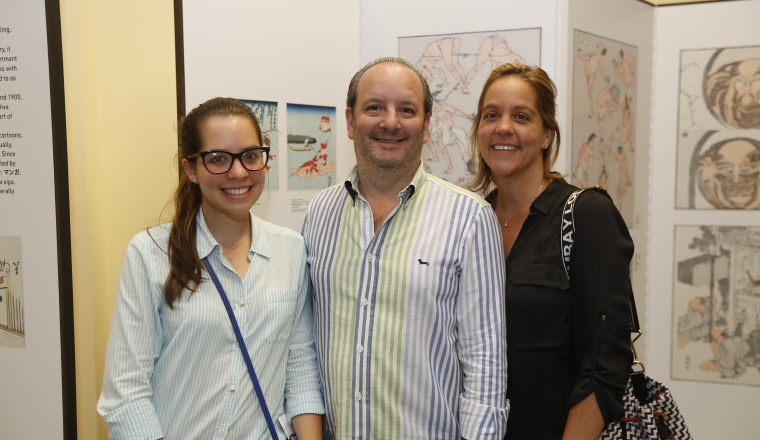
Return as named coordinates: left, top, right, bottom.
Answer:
left=568, top=191, right=634, bottom=426
left=97, top=236, right=164, bottom=440
left=456, top=205, right=509, bottom=439
left=283, top=251, right=325, bottom=418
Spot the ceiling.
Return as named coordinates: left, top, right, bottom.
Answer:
left=639, top=0, right=735, bottom=5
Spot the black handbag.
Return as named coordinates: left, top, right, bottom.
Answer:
left=561, top=188, right=693, bottom=440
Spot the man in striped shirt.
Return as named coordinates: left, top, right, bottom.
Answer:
left=302, top=57, right=509, bottom=439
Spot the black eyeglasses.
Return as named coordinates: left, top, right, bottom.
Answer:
left=187, top=147, right=270, bottom=174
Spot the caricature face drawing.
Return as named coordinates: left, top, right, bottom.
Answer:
left=698, top=138, right=760, bottom=209
left=706, top=58, right=760, bottom=129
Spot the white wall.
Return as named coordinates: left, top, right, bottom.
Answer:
left=183, top=1, right=361, bottom=232
left=651, top=2, right=760, bottom=438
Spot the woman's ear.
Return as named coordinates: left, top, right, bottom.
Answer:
left=182, top=158, right=197, bottom=183
left=543, top=129, right=555, bottom=150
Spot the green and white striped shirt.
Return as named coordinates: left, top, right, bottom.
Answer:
left=303, top=164, right=509, bottom=439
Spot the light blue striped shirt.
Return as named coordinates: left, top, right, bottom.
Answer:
left=302, top=164, right=508, bottom=440
left=98, top=208, right=324, bottom=440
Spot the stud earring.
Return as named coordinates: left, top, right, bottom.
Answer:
left=191, top=177, right=198, bottom=183
left=542, top=145, right=549, bottom=150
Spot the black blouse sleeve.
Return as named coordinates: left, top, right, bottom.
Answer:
left=567, top=190, right=634, bottom=425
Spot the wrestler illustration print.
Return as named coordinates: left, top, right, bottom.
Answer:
left=571, top=30, right=637, bottom=227
left=399, top=28, right=541, bottom=187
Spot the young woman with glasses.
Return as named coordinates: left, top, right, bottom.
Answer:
left=98, top=97, right=324, bottom=440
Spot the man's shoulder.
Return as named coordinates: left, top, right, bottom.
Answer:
left=424, top=174, right=491, bottom=208
left=309, top=182, right=350, bottom=208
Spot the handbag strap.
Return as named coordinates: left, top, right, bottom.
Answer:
left=560, top=187, right=640, bottom=333
left=202, top=257, right=279, bottom=440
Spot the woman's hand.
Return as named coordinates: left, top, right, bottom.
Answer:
left=562, top=393, right=604, bottom=440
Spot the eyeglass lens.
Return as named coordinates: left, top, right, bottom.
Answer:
left=204, top=149, right=268, bottom=173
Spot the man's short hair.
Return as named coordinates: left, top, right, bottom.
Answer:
left=346, top=57, right=433, bottom=115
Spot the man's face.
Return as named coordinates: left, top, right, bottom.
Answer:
left=346, top=63, right=430, bottom=172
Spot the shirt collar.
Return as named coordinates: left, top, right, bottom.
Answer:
left=531, top=177, right=568, bottom=215
left=195, top=205, right=269, bottom=259
left=485, top=176, right=569, bottom=216
left=342, top=162, right=426, bottom=206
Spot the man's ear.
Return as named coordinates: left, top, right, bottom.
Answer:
left=346, top=107, right=355, bottom=140
left=422, top=112, right=431, bottom=145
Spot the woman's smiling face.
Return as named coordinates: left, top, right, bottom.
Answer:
left=477, top=75, right=552, bottom=181
left=182, top=115, right=266, bottom=223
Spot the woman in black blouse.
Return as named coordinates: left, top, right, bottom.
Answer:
left=468, top=63, right=633, bottom=439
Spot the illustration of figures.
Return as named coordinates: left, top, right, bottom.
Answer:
left=602, top=95, right=635, bottom=152
left=748, top=322, right=760, bottom=368
left=706, top=58, right=760, bottom=129
left=595, top=84, right=620, bottom=139
left=462, top=35, right=525, bottom=94
left=572, top=31, right=637, bottom=226
left=608, top=145, right=632, bottom=202
left=427, top=96, right=473, bottom=176
left=399, top=29, right=541, bottom=187
left=0, top=263, right=8, bottom=327
left=745, top=271, right=760, bottom=294
left=671, top=225, right=760, bottom=385
left=0, top=236, right=24, bottom=346
left=320, top=115, right=331, bottom=132
left=573, top=134, right=603, bottom=187
left=416, top=37, right=468, bottom=92
left=289, top=141, right=336, bottom=179
left=677, top=295, right=716, bottom=348
left=613, top=49, right=635, bottom=88
left=287, top=103, right=337, bottom=190
left=576, top=42, right=609, bottom=118
left=696, top=137, right=760, bottom=209
left=598, top=163, right=608, bottom=188
left=699, top=327, right=751, bottom=379
left=428, top=115, right=454, bottom=174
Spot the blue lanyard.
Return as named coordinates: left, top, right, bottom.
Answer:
left=202, top=257, right=279, bottom=440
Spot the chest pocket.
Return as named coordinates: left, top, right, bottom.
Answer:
left=509, top=264, right=570, bottom=290
left=508, top=264, right=572, bottom=351
left=265, top=289, right=299, bottom=343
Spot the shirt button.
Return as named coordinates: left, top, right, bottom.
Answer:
left=364, top=211, right=369, bottom=218
left=357, top=345, right=364, bottom=353
left=217, top=428, right=225, bottom=436
left=361, top=298, right=369, bottom=306
left=367, top=253, right=374, bottom=261
left=230, top=385, right=236, bottom=393
left=238, top=301, right=245, bottom=307
left=356, top=392, right=363, bottom=401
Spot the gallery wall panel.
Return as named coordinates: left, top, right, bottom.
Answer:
left=0, top=0, right=75, bottom=438
left=652, top=1, right=760, bottom=438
